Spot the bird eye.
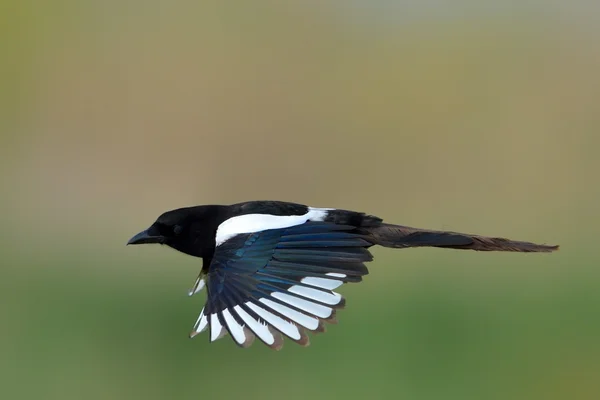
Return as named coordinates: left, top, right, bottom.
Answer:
left=173, top=225, right=183, bottom=235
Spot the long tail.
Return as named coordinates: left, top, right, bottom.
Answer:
left=362, top=223, right=559, bottom=253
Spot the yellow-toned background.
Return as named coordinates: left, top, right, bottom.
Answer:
left=2, top=2, right=598, bottom=399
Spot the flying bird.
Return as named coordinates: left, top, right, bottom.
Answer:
left=127, top=200, right=558, bottom=349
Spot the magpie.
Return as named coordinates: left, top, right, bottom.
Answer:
left=127, top=200, right=558, bottom=349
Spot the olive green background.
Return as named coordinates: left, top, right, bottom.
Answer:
left=1, top=2, right=598, bottom=399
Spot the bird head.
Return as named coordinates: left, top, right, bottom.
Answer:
left=127, top=206, right=221, bottom=257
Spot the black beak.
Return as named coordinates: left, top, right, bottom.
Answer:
left=127, top=226, right=164, bottom=245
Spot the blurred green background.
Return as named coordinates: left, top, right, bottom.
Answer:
left=1, top=1, right=598, bottom=399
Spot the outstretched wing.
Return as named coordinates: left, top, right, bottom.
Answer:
left=189, top=221, right=372, bottom=349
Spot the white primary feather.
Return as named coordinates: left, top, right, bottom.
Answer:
left=210, top=314, right=224, bottom=341
left=193, top=307, right=208, bottom=333
left=288, top=285, right=343, bottom=305
left=246, top=302, right=301, bottom=340
left=301, top=276, right=344, bottom=290
left=233, top=305, right=275, bottom=345
left=259, top=298, right=320, bottom=330
left=188, top=277, right=205, bottom=296
left=271, top=292, right=333, bottom=318
left=222, top=309, right=246, bottom=345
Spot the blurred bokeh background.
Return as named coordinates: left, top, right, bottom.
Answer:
left=2, top=1, right=598, bottom=399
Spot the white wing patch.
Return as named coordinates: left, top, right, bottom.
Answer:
left=215, top=207, right=333, bottom=246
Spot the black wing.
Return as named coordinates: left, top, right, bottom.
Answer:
left=190, top=221, right=372, bottom=349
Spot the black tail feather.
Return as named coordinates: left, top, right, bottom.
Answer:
left=362, top=223, right=559, bottom=253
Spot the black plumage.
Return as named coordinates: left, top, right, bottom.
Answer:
left=127, top=200, right=558, bottom=349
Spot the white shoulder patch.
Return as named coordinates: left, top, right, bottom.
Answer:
left=215, top=207, right=333, bottom=246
